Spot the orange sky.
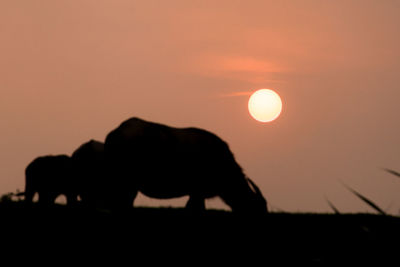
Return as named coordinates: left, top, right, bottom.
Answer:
left=1, top=0, right=400, bottom=213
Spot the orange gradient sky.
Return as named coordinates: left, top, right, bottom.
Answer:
left=1, top=1, right=400, bottom=213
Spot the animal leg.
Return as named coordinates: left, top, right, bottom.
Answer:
left=121, top=190, right=137, bottom=209
left=111, top=189, right=138, bottom=211
left=66, top=194, right=78, bottom=206
left=24, top=190, right=35, bottom=204
left=38, top=192, right=57, bottom=206
left=186, top=195, right=205, bottom=211
left=130, top=190, right=138, bottom=208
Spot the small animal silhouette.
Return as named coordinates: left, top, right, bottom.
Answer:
left=21, top=155, right=77, bottom=205
left=71, top=139, right=107, bottom=207
left=104, top=117, right=268, bottom=213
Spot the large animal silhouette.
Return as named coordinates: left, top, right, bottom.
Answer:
left=105, top=117, right=268, bottom=213
left=71, top=139, right=106, bottom=207
left=22, top=155, right=77, bottom=205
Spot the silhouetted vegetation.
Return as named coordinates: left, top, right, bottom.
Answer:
left=0, top=197, right=399, bottom=264
left=334, top=167, right=400, bottom=216
left=384, top=168, right=400, bottom=178
left=325, top=197, right=341, bottom=214
left=342, top=182, right=387, bottom=215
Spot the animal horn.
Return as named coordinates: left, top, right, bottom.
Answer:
left=247, top=177, right=268, bottom=213
left=247, top=178, right=263, bottom=196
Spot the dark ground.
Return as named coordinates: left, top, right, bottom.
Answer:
left=1, top=201, right=399, bottom=264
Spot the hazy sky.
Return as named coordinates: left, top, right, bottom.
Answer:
left=1, top=0, right=400, bottom=213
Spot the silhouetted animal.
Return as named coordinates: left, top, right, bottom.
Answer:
left=71, top=139, right=106, bottom=207
left=21, top=155, right=77, bottom=205
left=104, top=117, right=268, bottom=213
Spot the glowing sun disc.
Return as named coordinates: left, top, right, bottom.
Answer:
left=248, top=89, right=282, bottom=122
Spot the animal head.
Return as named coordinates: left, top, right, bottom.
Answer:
left=225, top=177, right=268, bottom=214
left=244, top=178, right=268, bottom=214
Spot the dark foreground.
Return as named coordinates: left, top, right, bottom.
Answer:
left=1, top=202, right=399, bottom=264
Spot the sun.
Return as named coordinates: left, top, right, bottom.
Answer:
left=248, top=89, right=282, bottom=123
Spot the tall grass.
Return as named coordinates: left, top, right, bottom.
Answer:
left=325, top=197, right=340, bottom=214
left=341, top=182, right=386, bottom=215
left=383, top=168, right=400, bottom=178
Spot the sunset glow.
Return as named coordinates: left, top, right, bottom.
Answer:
left=248, top=89, right=282, bottom=123
left=1, top=1, right=400, bottom=215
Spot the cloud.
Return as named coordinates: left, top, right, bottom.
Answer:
left=218, top=91, right=253, bottom=98
left=214, top=56, right=286, bottom=73
left=189, top=54, right=288, bottom=84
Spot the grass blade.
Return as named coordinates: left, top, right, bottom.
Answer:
left=341, top=183, right=386, bottom=215
left=325, top=197, right=340, bottom=214
left=383, top=168, right=400, bottom=178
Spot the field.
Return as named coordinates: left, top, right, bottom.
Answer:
left=0, top=200, right=399, bottom=264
